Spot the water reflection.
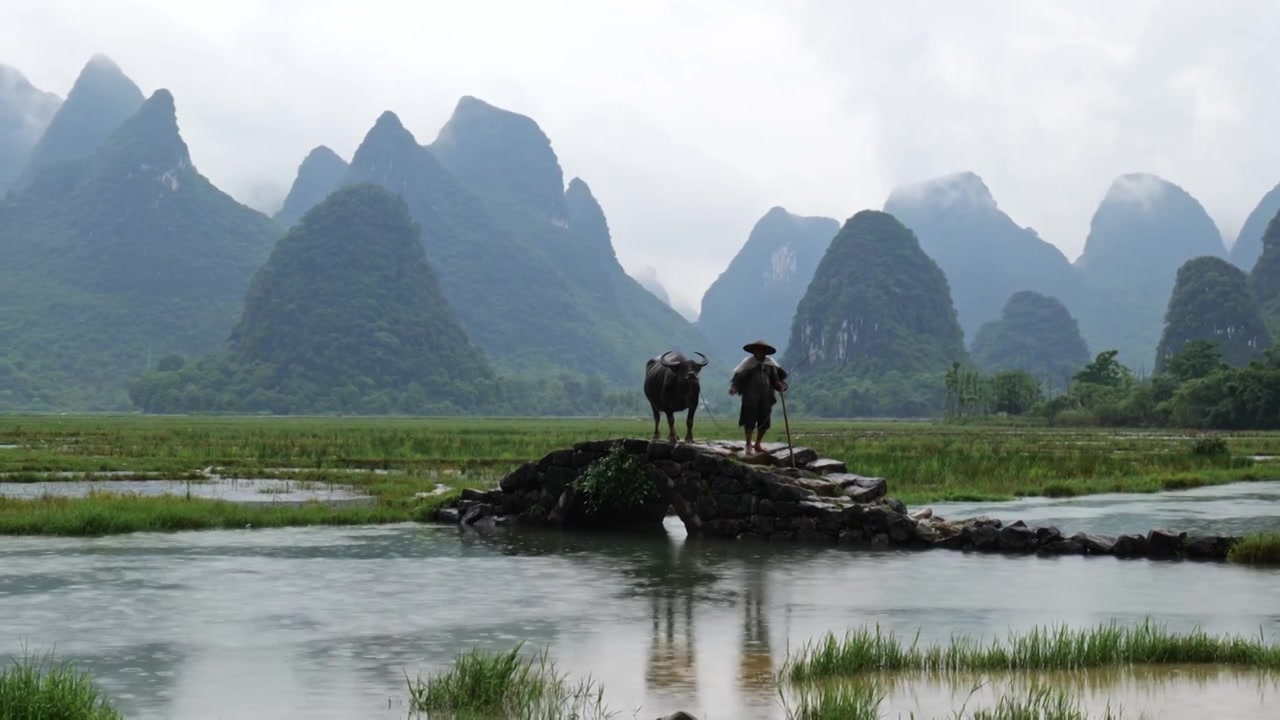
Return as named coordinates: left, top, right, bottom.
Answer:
left=0, top=515, right=1277, bottom=719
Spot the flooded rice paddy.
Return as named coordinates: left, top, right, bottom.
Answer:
left=0, top=482, right=1277, bottom=719
left=0, top=477, right=373, bottom=506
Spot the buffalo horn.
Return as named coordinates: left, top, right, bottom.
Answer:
left=692, top=352, right=709, bottom=367
left=660, top=351, right=682, bottom=368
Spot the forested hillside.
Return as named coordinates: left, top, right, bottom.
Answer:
left=0, top=89, right=279, bottom=409
left=784, top=210, right=967, bottom=417
left=131, top=185, right=498, bottom=414
left=970, top=291, right=1090, bottom=393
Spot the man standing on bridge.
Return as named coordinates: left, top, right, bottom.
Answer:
left=729, top=340, right=788, bottom=455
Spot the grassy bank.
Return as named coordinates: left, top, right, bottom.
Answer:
left=0, top=651, right=122, bottom=719
left=0, top=414, right=1276, bottom=535
left=0, top=492, right=453, bottom=536
left=1228, top=532, right=1280, bottom=566
left=781, top=620, right=1280, bottom=682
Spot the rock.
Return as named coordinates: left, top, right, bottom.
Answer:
left=969, top=524, right=1001, bottom=551
left=499, top=463, right=538, bottom=492
left=1072, top=533, right=1117, bottom=555
left=572, top=450, right=602, bottom=468
left=622, top=439, right=649, bottom=454
left=692, top=454, right=723, bottom=474
left=766, top=479, right=817, bottom=502
left=460, top=503, right=493, bottom=525
left=1035, top=526, right=1063, bottom=545
left=910, top=508, right=933, bottom=520
left=966, top=516, right=1003, bottom=530
left=863, top=505, right=896, bottom=533
left=671, top=444, right=699, bottom=462
left=997, top=525, right=1036, bottom=553
left=711, top=476, right=744, bottom=494
left=1112, top=534, right=1147, bottom=558
left=459, top=488, right=488, bottom=503
left=435, top=508, right=460, bottom=524
left=887, top=514, right=917, bottom=544
left=1185, top=535, right=1236, bottom=560
left=870, top=533, right=890, bottom=547
left=657, top=711, right=698, bottom=720
left=798, top=499, right=835, bottom=517
left=1146, top=528, right=1187, bottom=559
left=914, top=522, right=939, bottom=544
left=749, top=515, right=775, bottom=534
left=838, top=529, right=866, bottom=546
left=832, top=474, right=888, bottom=503
left=806, top=458, right=848, bottom=475
left=882, top=498, right=908, bottom=515
left=771, top=446, right=819, bottom=468
left=470, top=515, right=497, bottom=530
left=789, top=477, right=840, bottom=497
left=573, top=440, right=617, bottom=453
left=1036, top=539, right=1085, bottom=556
left=541, top=449, right=576, bottom=469
left=647, top=442, right=673, bottom=460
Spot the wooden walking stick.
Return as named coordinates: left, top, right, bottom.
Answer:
left=780, top=387, right=796, bottom=469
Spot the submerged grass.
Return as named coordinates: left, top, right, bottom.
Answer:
left=782, top=682, right=1137, bottom=720
left=405, top=642, right=615, bottom=719
left=0, top=651, right=123, bottom=720
left=1228, top=532, right=1280, bottom=566
left=781, top=620, right=1280, bottom=682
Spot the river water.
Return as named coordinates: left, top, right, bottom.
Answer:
left=0, top=483, right=1277, bottom=719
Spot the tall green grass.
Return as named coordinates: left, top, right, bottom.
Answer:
left=781, top=620, right=1280, bottom=682
left=1228, top=532, right=1280, bottom=566
left=0, top=651, right=122, bottom=720
left=405, top=643, right=615, bottom=719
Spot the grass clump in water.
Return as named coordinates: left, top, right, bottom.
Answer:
left=782, top=682, right=1137, bottom=720
left=781, top=620, right=1280, bottom=682
left=0, top=651, right=123, bottom=719
left=406, top=642, right=615, bottom=719
left=781, top=682, right=884, bottom=720
left=1228, top=532, right=1280, bottom=565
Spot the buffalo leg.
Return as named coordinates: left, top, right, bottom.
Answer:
left=665, top=411, right=678, bottom=443
left=684, top=407, right=697, bottom=443
left=651, top=406, right=661, bottom=440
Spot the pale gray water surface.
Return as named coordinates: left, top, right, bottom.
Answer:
left=928, top=480, right=1280, bottom=537
left=0, top=490, right=1277, bottom=719
left=0, top=478, right=372, bottom=505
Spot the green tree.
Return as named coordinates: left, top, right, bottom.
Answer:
left=1074, top=350, right=1132, bottom=389
left=989, top=370, right=1043, bottom=415
left=1156, top=256, right=1270, bottom=371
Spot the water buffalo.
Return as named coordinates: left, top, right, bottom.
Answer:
left=644, top=351, right=709, bottom=443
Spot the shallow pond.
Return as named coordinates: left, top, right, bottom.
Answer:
left=0, top=478, right=372, bottom=505
left=929, top=480, right=1280, bottom=537
left=0, top=485, right=1277, bottom=719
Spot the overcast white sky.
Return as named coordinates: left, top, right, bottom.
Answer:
left=5, top=0, right=1279, bottom=316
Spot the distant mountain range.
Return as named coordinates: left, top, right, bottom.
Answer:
left=1, top=52, right=1275, bottom=417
